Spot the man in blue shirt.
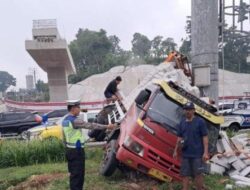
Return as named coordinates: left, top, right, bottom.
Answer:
left=173, top=102, right=209, bottom=190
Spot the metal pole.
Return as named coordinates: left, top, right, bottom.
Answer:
left=222, top=0, right=225, bottom=107
left=191, top=0, right=219, bottom=104
left=233, top=0, right=235, bottom=36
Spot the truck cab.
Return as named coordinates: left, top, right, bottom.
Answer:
left=100, top=80, right=224, bottom=182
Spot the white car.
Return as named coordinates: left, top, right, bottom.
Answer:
left=221, top=109, right=250, bottom=131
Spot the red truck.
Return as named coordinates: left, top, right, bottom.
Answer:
left=96, top=80, right=224, bottom=182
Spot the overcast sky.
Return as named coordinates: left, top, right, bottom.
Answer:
left=0, top=0, right=191, bottom=89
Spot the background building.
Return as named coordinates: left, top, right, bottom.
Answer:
left=26, top=75, right=34, bottom=90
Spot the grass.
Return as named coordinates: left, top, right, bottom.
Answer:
left=0, top=148, right=125, bottom=190
left=2, top=163, right=247, bottom=190
left=0, top=163, right=67, bottom=190
left=1, top=149, right=249, bottom=190
left=0, top=141, right=249, bottom=190
left=0, top=139, right=65, bottom=168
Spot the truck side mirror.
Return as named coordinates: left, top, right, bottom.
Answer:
left=135, top=90, right=150, bottom=107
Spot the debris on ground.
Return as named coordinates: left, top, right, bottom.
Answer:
left=6, top=173, right=66, bottom=190
left=209, top=131, right=250, bottom=188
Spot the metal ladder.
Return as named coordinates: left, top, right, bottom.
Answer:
left=108, top=100, right=126, bottom=124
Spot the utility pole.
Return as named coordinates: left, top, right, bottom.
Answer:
left=191, top=0, right=219, bottom=104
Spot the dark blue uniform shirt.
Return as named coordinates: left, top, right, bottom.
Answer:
left=177, top=116, right=208, bottom=158
left=62, top=115, right=82, bottom=149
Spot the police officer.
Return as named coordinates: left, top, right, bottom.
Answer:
left=62, top=100, right=115, bottom=190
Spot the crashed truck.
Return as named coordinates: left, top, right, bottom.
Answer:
left=89, top=53, right=224, bottom=182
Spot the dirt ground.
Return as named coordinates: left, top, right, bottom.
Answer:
left=6, top=173, right=66, bottom=190
left=6, top=172, right=164, bottom=190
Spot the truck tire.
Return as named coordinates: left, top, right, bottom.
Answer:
left=229, top=123, right=240, bottom=132
left=100, top=139, right=117, bottom=176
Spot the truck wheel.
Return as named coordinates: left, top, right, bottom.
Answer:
left=229, top=124, right=240, bottom=132
left=100, top=139, right=117, bottom=176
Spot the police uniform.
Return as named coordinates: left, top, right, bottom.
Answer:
left=63, top=100, right=85, bottom=190
left=63, top=100, right=112, bottom=190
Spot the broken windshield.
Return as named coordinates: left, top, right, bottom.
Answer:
left=147, top=91, right=184, bottom=134
left=147, top=90, right=219, bottom=154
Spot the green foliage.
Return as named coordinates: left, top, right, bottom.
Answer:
left=151, top=36, right=164, bottom=58
left=69, top=29, right=129, bottom=83
left=36, top=79, right=50, bottom=101
left=151, top=36, right=177, bottom=60
left=36, top=80, right=49, bottom=93
left=131, top=33, right=177, bottom=64
left=109, top=35, right=122, bottom=54
left=161, top=37, right=177, bottom=55
left=132, top=33, right=151, bottom=59
left=0, top=71, right=16, bottom=92
left=0, top=139, right=65, bottom=168
left=0, top=151, right=249, bottom=190
left=0, top=163, right=67, bottom=190
left=179, top=38, right=191, bottom=59
left=180, top=17, right=250, bottom=74
left=68, top=28, right=179, bottom=82
left=225, top=128, right=237, bottom=138
left=219, top=30, right=250, bottom=73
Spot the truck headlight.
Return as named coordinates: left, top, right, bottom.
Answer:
left=124, top=136, right=144, bottom=157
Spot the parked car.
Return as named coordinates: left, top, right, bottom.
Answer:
left=221, top=109, right=250, bottom=131
left=0, top=111, right=42, bottom=137
left=25, top=110, right=99, bottom=140
left=42, top=109, right=68, bottom=123
left=220, top=99, right=250, bottom=131
left=218, top=102, right=234, bottom=114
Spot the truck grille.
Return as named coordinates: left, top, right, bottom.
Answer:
left=147, top=149, right=180, bottom=174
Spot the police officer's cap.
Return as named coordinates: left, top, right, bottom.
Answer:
left=66, top=99, right=81, bottom=106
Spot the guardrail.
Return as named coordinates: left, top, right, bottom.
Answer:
left=4, top=99, right=106, bottom=113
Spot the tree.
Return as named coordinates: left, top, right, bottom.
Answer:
left=151, top=36, right=163, bottom=58
left=69, top=29, right=129, bottom=83
left=180, top=17, right=250, bottom=73
left=0, top=71, right=16, bottom=92
left=220, top=30, right=250, bottom=73
left=179, top=16, right=191, bottom=58
left=179, top=38, right=191, bottom=59
left=132, top=33, right=151, bottom=59
left=36, top=80, right=49, bottom=93
left=109, top=35, right=122, bottom=54
left=69, top=29, right=112, bottom=79
left=36, top=80, right=50, bottom=101
left=161, top=37, right=177, bottom=56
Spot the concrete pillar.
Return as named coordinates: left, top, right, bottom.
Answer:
left=25, top=20, right=75, bottom=102
left=191, top=0, right=219, bottom=103
left=47, top=67, right=68, bottom=102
